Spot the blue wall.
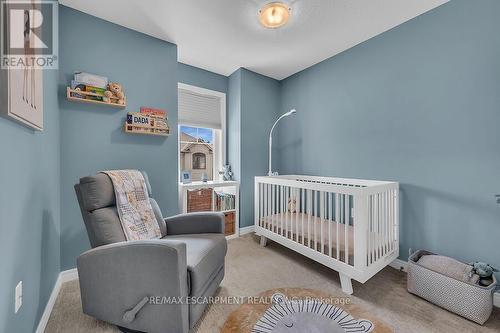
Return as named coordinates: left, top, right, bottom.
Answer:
left=227, top=68, right=281, bottom=228
left=178, top=62, right=228, bottom=94
left=277, top=0, right=500, bottom=273
left=59, top=7, right=232, bottom=270
left=0, top=11, right=61, bottom=333
left=59, top=6, right=178, bottom=270
left=227, top=69, right=242, bottom=185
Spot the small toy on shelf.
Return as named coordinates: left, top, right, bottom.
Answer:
left=103, top=82, right=125, bottom=105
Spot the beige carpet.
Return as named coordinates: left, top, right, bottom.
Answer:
left=45, top=234, right=500, bottom=333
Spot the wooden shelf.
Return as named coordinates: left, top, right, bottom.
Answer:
left=124, top=124, right=169, bottom=137
left=66, top=87, right=126, bottom=108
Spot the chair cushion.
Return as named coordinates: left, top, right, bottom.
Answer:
left=88, top=207, right=127, bottom=246
left=162, top=233, right=227, bottom=295
left=79, top=170, right=153, bottom=211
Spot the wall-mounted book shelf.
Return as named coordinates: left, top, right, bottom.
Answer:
left=124, top=123, right=170, bottom=137
left=66, top=87, right=126, bottom=108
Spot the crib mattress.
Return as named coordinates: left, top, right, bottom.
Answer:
left=260, top=213, right=383, bottom=262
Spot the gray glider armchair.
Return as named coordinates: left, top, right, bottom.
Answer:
left=74, top=172, right=227, bottom=333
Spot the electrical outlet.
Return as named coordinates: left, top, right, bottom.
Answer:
left=15, top=281, right=22, bottom=313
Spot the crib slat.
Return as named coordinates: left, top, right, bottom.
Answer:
left=386, top=191, right=389, bottom=255
left=320, top=191, right=325, bottom=254
left=389, top=190, right=393, bottom=252
left=301, top=189, right=305, bottom=246
left=295, top=188, right=299, bottom=242
left=287, top=187, right=293, bottom=240
left=382, top=192, right=386, bottom=257
left=328, top=193, right=332, bottom=257
left=308, top=189, right=312, bottom=248
left=377, top=193, right=382, bottom=260
left=335, top=193, right=340, bottom=260
left=344, top=195, right=349, bottom=264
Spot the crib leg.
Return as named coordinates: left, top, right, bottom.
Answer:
left=260, top=235, right=267, bottom=247
left=339, top=273, right=353, bottom=295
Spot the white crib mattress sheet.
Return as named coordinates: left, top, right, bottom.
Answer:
left=260, top=213, right=383, bottom=257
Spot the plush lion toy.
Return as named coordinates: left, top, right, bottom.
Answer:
left=103, top=82, right=125, bottom=104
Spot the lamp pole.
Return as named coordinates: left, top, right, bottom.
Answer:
left=268, top=109, right=297, bottom=176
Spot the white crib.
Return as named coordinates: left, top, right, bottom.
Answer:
left=254, top=175, right=399, bottom=294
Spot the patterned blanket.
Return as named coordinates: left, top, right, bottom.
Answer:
left=102, top=170, right=161, bottom=241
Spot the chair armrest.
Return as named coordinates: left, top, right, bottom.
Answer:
left=165, top=212, right=224, bottom=235
left=77, top=240, right=189, bottom=333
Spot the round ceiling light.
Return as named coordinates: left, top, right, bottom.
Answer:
left=259, top=2, right=291, bottom=29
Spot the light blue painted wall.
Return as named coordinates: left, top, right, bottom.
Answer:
left=227, top=69, right=242, bottom=184
left=59, top=6, right=178, bottom=270
left=240, top=69, right=281, bottom=227
left=277, top=0, right=500, bottom=275
left=178, top=62, right=228, bottom=94
left=0, top=7, right=61, bottom=332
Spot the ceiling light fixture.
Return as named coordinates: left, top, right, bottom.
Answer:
left=259, top=2, right=291, bottom=29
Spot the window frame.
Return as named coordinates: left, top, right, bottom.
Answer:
left=177, top=83, right=226, bottom=182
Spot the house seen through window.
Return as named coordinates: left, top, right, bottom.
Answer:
left=179, top=126, right=215, bottom=181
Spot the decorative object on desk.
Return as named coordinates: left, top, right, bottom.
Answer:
left=268, top=109, right=297, bottom=176
left=471, top=262, right=499, bottom=287
left=201, top=172, right=208, bottom=182
left=103, top=82, right=125, bottom=105
left=181, top=171, right=192, bottom=184
left=124, top=112, right=169, bottom=136
left=219, top=164, right=234, bottom=181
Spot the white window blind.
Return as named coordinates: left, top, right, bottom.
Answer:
left=178, top=88, right=222, bottom=129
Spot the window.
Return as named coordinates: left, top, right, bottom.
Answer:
left=192, top=153, right=206, bottom=169
left=178, top=84, right=225, bottom=183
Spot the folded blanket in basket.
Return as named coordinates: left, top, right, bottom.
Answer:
left=417, top=255, right=480, bottom=284
left=102, top=170, right=161, bottom=241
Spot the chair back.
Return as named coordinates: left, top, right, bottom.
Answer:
left=74, top=171, right=165, bottom=248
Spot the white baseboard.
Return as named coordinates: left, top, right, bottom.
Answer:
left=389, top=258, right=408, bottom=272
left=239, top=225, right=255, bottom=235
left=36, top=268, right=79, bottom=333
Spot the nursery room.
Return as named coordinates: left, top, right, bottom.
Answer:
left=1, top=0, right=500, bottom=332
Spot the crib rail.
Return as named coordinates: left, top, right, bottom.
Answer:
left=255, top=175, right=399, bottom=282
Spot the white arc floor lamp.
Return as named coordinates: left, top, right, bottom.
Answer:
left=268, top=109, right=297, bottom=176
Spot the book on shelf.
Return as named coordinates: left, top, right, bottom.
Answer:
left=126, top=112, right=169, bottom=135
left=70, top=80, right=106, bottom=101
left=215, top=191, right=235, bottom=211
left=140, top=107, right=168, bottom=119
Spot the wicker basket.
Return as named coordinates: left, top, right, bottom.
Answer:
left=407, top=250, right=496, bottom=324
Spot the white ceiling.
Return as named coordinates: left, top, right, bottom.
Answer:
left=59, top=0, right=448, bottom=80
